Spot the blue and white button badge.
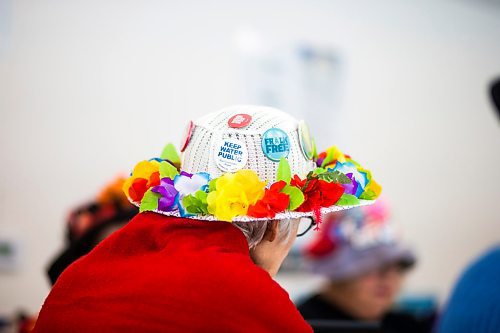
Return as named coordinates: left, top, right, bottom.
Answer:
left=261, top=128, right=290, bottom=161
left=214, top=137, right=248, bottom=172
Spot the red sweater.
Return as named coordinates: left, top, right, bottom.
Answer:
left=34, top=212, right=313, bottom=333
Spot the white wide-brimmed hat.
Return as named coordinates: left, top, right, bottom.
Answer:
left=123, top=105, right=381, bottom=222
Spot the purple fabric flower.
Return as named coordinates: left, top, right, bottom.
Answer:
left=342, top=173, right=359, bottom=196
left=333, top=162, right=368, bottom=198
left=152, top=177, right=179, bottom=212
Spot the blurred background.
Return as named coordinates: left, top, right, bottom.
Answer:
left=0, top=0, right=499, bottom=320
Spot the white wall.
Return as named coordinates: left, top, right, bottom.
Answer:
left=0, top=0, right=499, bottom=314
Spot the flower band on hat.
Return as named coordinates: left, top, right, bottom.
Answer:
left=122, top=106, right=382, bottom=223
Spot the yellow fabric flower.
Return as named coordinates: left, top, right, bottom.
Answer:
left=328, top=146, right=347, bottom=163
left=131, top=160, right=160, bottom=179
left=321, top=146, right=347, bottom=168
left=207, top=170, right=266, bottom=222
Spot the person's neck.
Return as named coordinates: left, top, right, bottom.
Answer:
left=320, top=283, right=381, bottom=322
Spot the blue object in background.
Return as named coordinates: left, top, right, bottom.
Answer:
left=395, top=294, right=438, bottom=319
left=437, top=245, right=500, bottom=333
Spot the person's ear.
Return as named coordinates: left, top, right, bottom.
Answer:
left=262, top=220, right=279, bottom=243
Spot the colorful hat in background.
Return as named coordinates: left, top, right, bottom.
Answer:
left=67, top=176, right=137, bottom=242
left=48, top=176, right=138, bottom=285
left=122, top=105, right=382, bottom=223
left=304, top=200, right=416, bottom=281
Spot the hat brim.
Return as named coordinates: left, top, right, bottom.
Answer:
left=131, top=199, right=375, bottom=222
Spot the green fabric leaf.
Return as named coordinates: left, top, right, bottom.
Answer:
left=314, top=167, right=326, bottom=175
left=317, top=171, right=351, bottom=184
left=276, top=158, right=292, bottom=184
left=160, top=143, right=181, bottom=165
left=140, top=189, right=160, bottom=212
left=336, top=194, right=361, bottom=206
left=281, top=185, right=305, bottom=211
left=182, top=190, right=209, bottom=215
left=208, top=179, right=217, bottom=192
left=321, top=147, right=335, bottom=167
left=360, top=189, right=377, bottom=200
left=159, top=161, right=179, bottom=179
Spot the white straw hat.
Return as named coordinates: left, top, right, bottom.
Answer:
left=182, top=105, right=315, bottom=181
left=123, top=105, right=381, bottom=222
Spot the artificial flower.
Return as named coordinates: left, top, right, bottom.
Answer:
left=151, top=177, right=179, bottom=212
left=318, top=146, right=348, bottom=168
left=342, top=173, right=359, bottom=196
left=207, top=169, right=265, bottom=222
left=316, top=152, right=327, bottom=168
left=247, top=181, right=290, bottom=218
left=174, top=172, right=210, bottom=197
left=359, top=179, right=382, bottom=200
left=356, top=167, right=382, bottom=200
left=122, top=160, right=161, bottom=202
left=290, top=175, right=344, bottom=212
left=317, top=146, right=381, bottom=199
left=328, top=161, right=368, bottom=198
left=174, top=171, right=210, bottom=217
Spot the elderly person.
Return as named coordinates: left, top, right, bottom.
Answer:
left=297, top=201, right=432, bottom=333
left=34, top=105, right=381, bottom=333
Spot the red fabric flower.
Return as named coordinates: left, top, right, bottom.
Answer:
left=319, top=181, right=345, bottom=207
left=149, top=171, right=160, bottom=187
left=247, top=181, right=290, bottom=218
left=290, top=175, right=344, bottom=212
left=128, top=172, right=161, bottom=202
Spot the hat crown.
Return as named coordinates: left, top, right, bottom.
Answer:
left=182, top=105, right=315, bottom=182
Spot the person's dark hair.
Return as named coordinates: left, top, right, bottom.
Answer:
left=490, top=77, right=500, bottom=119
left=47, top=201, right=137, bottom=285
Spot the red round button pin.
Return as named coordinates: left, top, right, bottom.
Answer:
left=180, top=120, right=194, bottom=152
left=228, top=114, right=252, bottom=128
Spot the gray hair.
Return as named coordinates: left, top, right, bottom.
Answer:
left=232, top=218, right=299, bottom=249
